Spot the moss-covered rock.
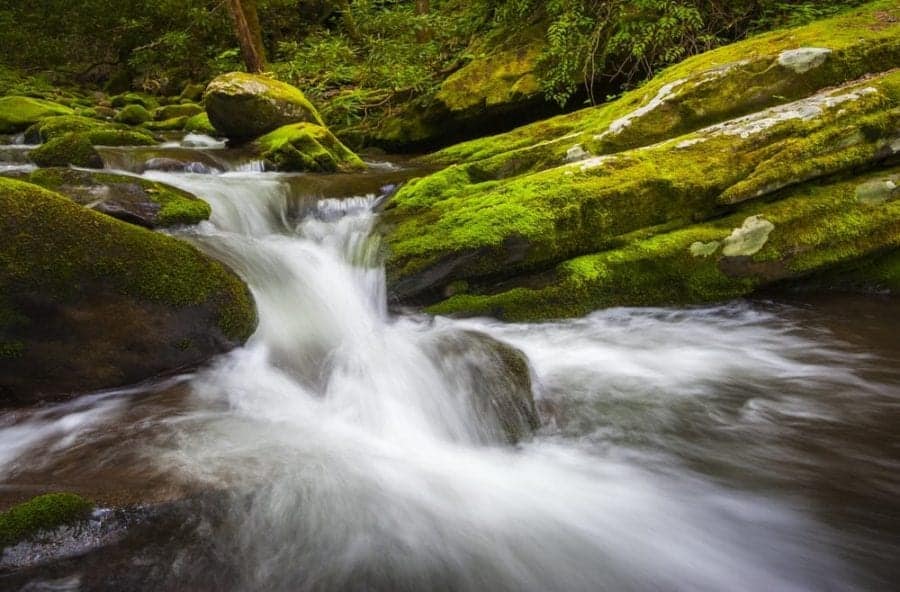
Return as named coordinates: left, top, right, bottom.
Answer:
left=115, top=104, right=152, bottom=125
left=428, top=0, right=900, bottom=170
left=0, top=493, right=92, bottom=548
left=28, top=133, right=103, bottom=168
left=0, top=178, right=256, bottom=403
left=153, top=103, right=203, bottom=121
left=183, top=112, right=217, bottom=135
left=24, top=115, right=157, bottom=147
left=142, top=115, right=189, bottom=131
left=179, top=82, right=206, bottom=103
left=384, top=68, right=900, bottom=301
left=110, top=92, right=157, bottom=110
left=426, top=166, right=900, bottom=320
left=0, top=96, right=73, bottom=133
left=28, top=168, right=211, bottom=228
left=255, top=122, right=365, bottom=172
left=204, top=72, right=324, bottom=141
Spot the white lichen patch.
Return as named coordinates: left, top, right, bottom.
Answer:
left=722, top=216, right=775, bottom=257
left=777, top=48, right=832, bottom=74
left=565, top=144, right=589, bottom=162
left=676, top=138, right=707, bottom=149
left=690, top=240, right=720, bottom=257
left=576, top=155, right=615, bottom=172
left=595, top=79, right=688, bottom=141
left=701, top=86, right=878, bottom=139
left=856, top=177, right=899, bottom=204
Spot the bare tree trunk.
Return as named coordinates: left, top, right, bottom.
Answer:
left=226, top=0, right=267, bottom=73
left=415, top=0, right=431, bottom=43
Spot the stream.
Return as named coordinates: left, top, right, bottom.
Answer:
left=1, top=139, right=900, bottom=591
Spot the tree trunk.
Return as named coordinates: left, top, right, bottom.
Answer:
left=415, top=0, right=431, bottom=43
left=226, top=0, right=267, bottom=73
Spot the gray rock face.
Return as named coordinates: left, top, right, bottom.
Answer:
left=777, top=47, right=832, bottom=73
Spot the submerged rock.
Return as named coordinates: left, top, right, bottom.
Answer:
left=0, top=96, right=73, bottom=134
left=424, top=329, right=539, bottom=444
left=256, top=122, right=365, bottom=172
left=0, top=178, right=256, bottom=404
left=27, top=167, right=211, bottom=228
left=204, top=72, right=324, bottom=141
left=0, top=493, right=93, bottom=549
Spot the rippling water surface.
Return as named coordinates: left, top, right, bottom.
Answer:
left=1, top=147, right=899, bottom=591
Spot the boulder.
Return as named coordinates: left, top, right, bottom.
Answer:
left=25, top=115, right=156, bottom=146
left=184, top=112, right=217, bottom=136
left=0, top=96, right=73, bottom=133
left=110, top=92, right=157, bottom=110
left=115, top=104, right=152, bottom=125
left=153, top=103, right=203, bottom=121
left=27, top=168, right=211, bottom=228
left=423, top=329, right=539, bottom=444
left=380, top=3, right=900, bottom=318
left=143, top=115, right=189, bottom=131
left=28, top=134, right=103, bottom=168
left=204, top=72, right=324, bottom=141
left=255, top=123, right=365, bottom=172
left=0, top=178, right=256, bottom=404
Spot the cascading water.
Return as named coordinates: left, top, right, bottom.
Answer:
left=2, top=149, right=899, bottom=591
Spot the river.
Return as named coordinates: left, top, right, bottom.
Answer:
left=1, top=139, right=899, bottom=591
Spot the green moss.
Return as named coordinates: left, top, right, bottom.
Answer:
left=436, top=44, right=542, bottom=113
left=28, top=168, right=211, bottom=227
left=24, top=115, right=156, bottom=146
left=28, top=133, right=102, bottom=168
left=0, top=178, right=254, bottom=340
left=143, top=115, right=189, bottom=131
left=110, top=92, right=157, bottom=110
left=86, top=128, right=157, bottom=146
left=115, top=104, right=151, bottom=125
left=153, top=103, right=203, bottom=120
left=385, top=69, right=900, bottom=292
left=427, top=165, right=900, bottom=320
left=427, top=0, right=900, bottom=170
left=0, top=95, right=73, bottom=133
left=184, top=112, right=217, bottom=135
left=0, top=493, right=92, bottom=548
left=256, top=122, right=365, bottom=172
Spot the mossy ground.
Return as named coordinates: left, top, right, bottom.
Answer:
left=256, top=123, right=364, bottom=172
left=0, top=177, right=255, bottom=340
left=0, top=493, right=92, bottom=548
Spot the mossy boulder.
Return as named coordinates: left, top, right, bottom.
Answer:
left=115, top=104, right=152, bottom=125
left=427, top=167, right=900, bottom=320
left=110, top=92, right=157, bottom=110
left=0, top=493, right=92, bottom=548
left=28, top=133, right=103, bottom=168
left=179, top=82, right=206, bottom=103
left=0, top=96, right=73, bottom=134
left=384, top=69, right=900, bottom=301
left=28, top=168, right=211, bottom=228
left=256, top=122, right=365, bottom=172
left=184, top=112, right=217, bottom=135
left=153, top=103, right=203, bottom=121
left=0, top=178, right=256, bottom=404
left=204, top=72, right=324, bottom=141
left=143, top=115, right=189, bottom=131
left=24, top=115, right=156, bottom=147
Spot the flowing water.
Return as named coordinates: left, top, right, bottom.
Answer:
left=2, top=143, right=900, bottom=591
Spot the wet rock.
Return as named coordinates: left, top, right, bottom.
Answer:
left=27, top=167, right=211, bottom=228
left=0, top=178, right=256, bottom=404
left=424, top=329, right=539, bottom=444
left=0, top=494, right=239, bottom=592
left=204, top=72, right=324, bottom=141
